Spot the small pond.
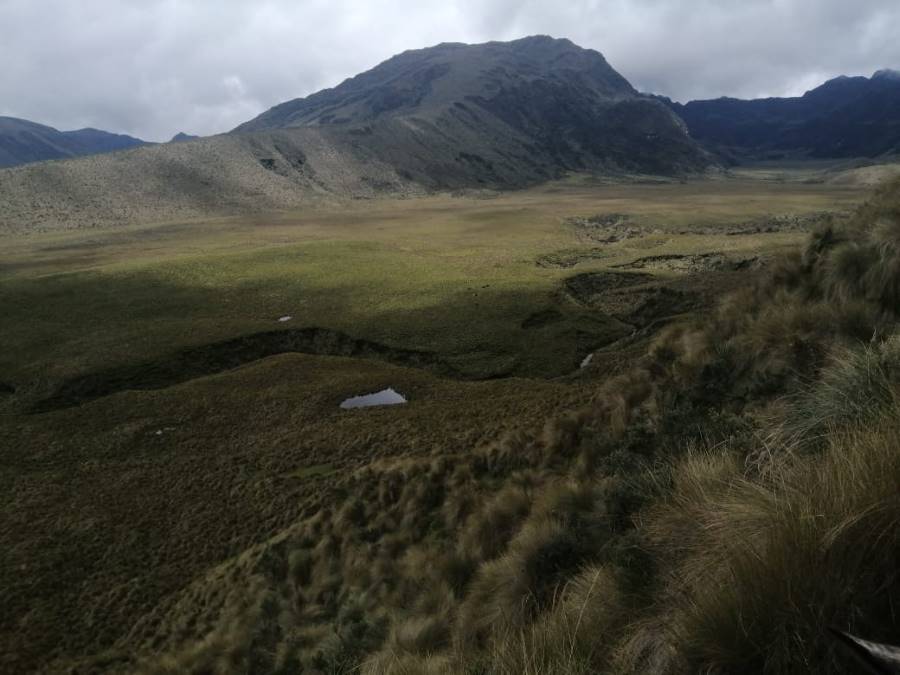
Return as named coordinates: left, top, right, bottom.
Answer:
left=340, top=387, right=408, bottom=409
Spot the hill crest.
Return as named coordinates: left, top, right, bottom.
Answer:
left=669, top=69, right=900, bottom=159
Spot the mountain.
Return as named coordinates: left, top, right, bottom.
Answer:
left=235, top=36, right=710, bottom=180
left=170, top=132, right=200, bottom=143
left=237, top=36, right=637, bottom=130
left=0, top=116, right=148, bottom=168
left=667, top=70, right=900, bottom=159
left=0, top=37, right=711, bottom=235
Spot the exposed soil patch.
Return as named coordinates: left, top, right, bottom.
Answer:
left=30, top=328, right=461, bottom=414
left=569, top=213, right=655, bottom=244
left=568, top=210, right=843, bottom=243
left=615, top=252, right=761, bottom=274
left=721, top=211, right=844, bottom=235
left=588, top=285, right=699, bottom=325
left=535, top=248, right=610, bottom=269
left=563, top=271, right=655, bottom=306
left=563, top=271, right=702, bottom=333
left=624, top=286, right=701, bottom=326
left=521, top=309, right=564, bottom=329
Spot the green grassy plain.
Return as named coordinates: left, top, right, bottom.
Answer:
left=0, top=167, right=879, bottom=673
left=0, top=171, right=862, bottom=383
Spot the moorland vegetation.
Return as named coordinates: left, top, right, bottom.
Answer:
left=115, top=176, right=900, bottom=674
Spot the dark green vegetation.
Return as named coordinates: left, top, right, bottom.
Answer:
left=0, top=116, right=147, bottom=168
left=664, top=69, right=900, bottom=160
left=1, top=167, right=893, bottom=673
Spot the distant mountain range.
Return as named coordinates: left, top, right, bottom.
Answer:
left=0, top=36, right=710, bottom=234
left=3, top=50, right=899, bottom=175
left=1, top=37, right=706, bottom=177
left=0, top=116, right=147, bottom=168
left=1, top=36, right=898, bottom=234
left=663, top=69, right=900, bottom=160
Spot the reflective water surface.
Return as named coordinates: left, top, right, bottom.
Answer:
left=340, top=387, right=408, bottom=409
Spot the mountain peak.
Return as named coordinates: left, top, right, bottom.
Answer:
left=873, top=68, right=900, bottom=81
left=231, top=37, right=708, bottom=179
left=233, top=37, right=636, bottom=133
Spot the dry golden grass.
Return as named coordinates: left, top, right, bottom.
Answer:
left=619, top=418, right=900, bottom=674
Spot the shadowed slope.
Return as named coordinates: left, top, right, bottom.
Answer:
left=667, top=70, right=900, bottom=159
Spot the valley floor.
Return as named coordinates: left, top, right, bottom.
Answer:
left=0, top=163, right=891, bottom=673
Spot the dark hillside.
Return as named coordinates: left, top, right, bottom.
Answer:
left=235, top=35, right=711, bottom=179
left=0, top=116, right=147, bottom=168
left=668, top=70, right=900, bottom=159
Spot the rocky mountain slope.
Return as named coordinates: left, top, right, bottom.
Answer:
left=666, top=69, right=900, bottom=159
left=236, top=36, right=709, bottom=179
left=0, top=116, right=147, bottom=168
left=0, top=128, right=419, bottom=235
left=0, top=36, right=711, bottom=234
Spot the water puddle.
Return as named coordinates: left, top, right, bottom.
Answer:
left=277, top=316, right=293, bottom=322
left=340, top=388, right=407, bottom=410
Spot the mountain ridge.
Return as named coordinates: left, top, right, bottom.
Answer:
left=232, top=35, right=707, bottom=179
left=665, top=69, right=900, bottom=159
left=0, top=116, right=148, bottom=168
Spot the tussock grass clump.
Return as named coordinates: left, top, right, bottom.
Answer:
left=472, top=565, right=626, bottom=675
left=772, top=336, right=900, bottom=450
left=457, top=484, right=533, bottom=563
left=824, top=242, right=878, bottom=302
left=455, top=482, right=609, bottom=651
left=622, top=420, right=900, bottom=674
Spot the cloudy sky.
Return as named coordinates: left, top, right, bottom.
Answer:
left=2, top=0, right=898, bottom=141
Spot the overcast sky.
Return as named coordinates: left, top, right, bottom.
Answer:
left=1, top=0, right=898, bottom=142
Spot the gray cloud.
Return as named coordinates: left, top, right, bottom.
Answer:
left=1, top=0, right=898, bottom=141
